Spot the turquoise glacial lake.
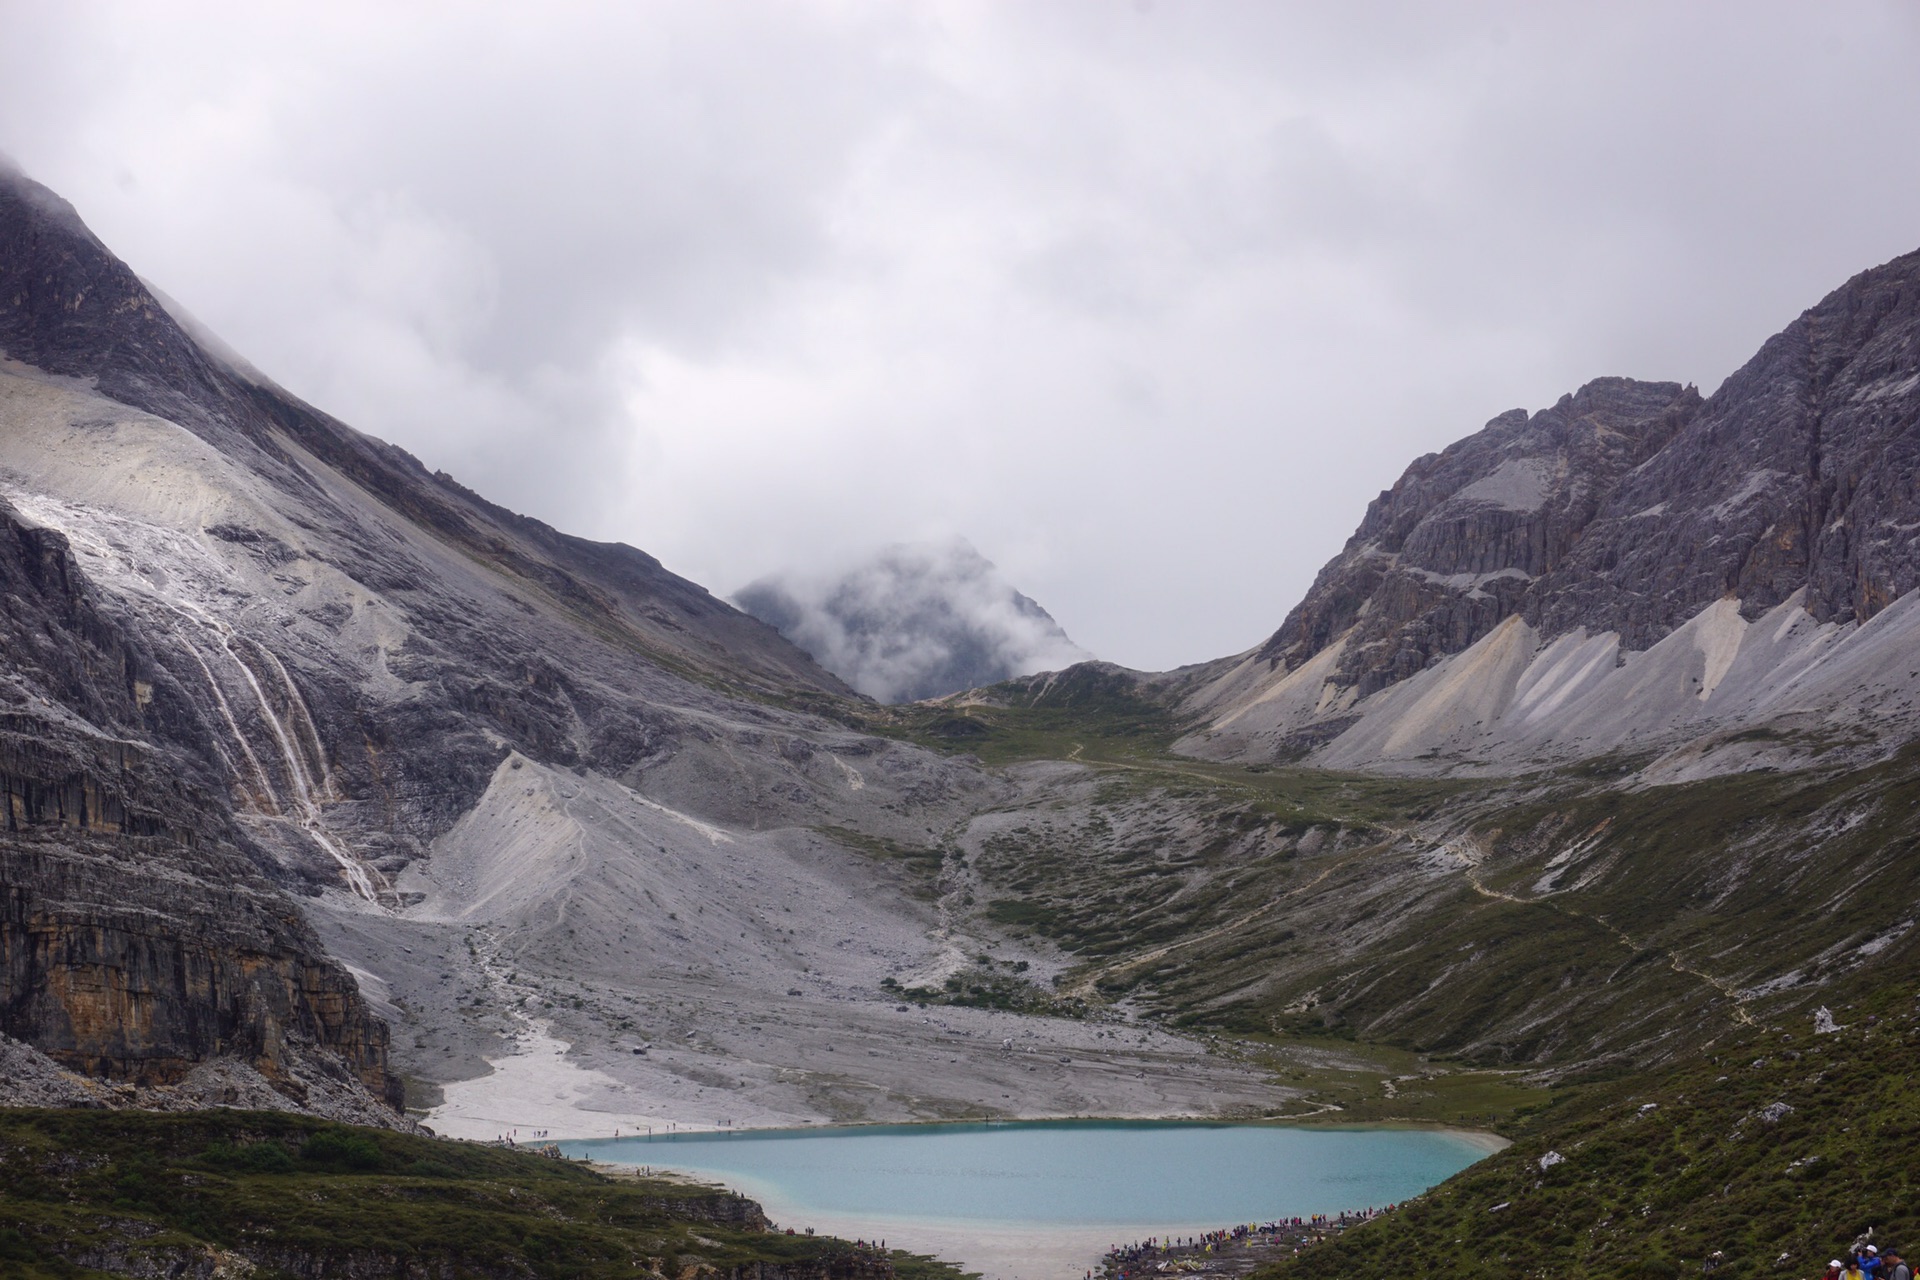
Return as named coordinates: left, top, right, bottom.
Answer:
left=563, top=1121, right=1490, bottom=1228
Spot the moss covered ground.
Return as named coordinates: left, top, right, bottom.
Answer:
left=0, top=1108, right=968, bottom=1279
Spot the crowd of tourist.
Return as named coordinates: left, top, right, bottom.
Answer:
left=1098, top=1208, right=1395, bottom=1278
left=1818, top=1246, right=1911, bottom=1280
left=1103, top=1224, right=1907, bottom=1279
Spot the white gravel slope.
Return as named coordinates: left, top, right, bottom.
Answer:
left=383, top=753, right=1289, bottom=1137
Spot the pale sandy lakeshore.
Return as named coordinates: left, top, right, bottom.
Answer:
left=425, top=1022, right=1517, bottom=1153
left=588, top=1158, right=1291, bottom=1280
left=1437, top=1127, right=1513, bottom=1155
left=423, top=1011, right=1289, bottom=1143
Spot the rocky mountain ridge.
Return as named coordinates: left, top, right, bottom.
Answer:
left=0, top=164, right=1266, bottom=1134
left=0, top=161, right=948, bottom=1118
left=1183, top=246, right=1920, bottom=771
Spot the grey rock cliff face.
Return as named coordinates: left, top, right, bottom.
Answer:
left=1258, top=377, right=1702, bottom=698
left=1529, top=248, right=1920, bottom=644
left=1250, top=246, right=1920, bottom=711
left=0, top=496, right=402, bottom=1107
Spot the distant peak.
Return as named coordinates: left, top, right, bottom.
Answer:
left=736, top=539, right=1090, bottom=703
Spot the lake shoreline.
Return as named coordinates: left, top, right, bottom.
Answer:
left=551, top=1111, right=1513, bottom=1148
left=564, top=1118, right=1497, bottom=1280
left=421, top=1005, right=1290, bottom=1145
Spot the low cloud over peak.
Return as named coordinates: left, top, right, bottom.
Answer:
left=735, top=538, right=1089, bottom=703
left=6, top=4, right=1919, bottom=668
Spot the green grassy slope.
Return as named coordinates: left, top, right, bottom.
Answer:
left=873, top=662, right=1181, bottom=766
left=898, top=680, right=1920, bottom=1073
left=1258, top=987, right=1920, bottom=1280
left=870, top=666, right=1920, bottom=1157
left=866, top=671, right=1920, bottom=1275
left=0, top=1109, right=965, bottom=1280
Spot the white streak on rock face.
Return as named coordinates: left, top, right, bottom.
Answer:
left=169, top=618, right=279, bottom=810
left=254, top=642, right=339, bottom=800
left=1692, top=598, right=1747, bottom=701
left=1508, top=630, right=1617, bottom=726
left=1451, top=457, right=1555, bottom=512
left=1371, top=615, right=1536, bottom=757
left=630, top=791, right=734, bottom=846
left=1708, top=469, right=1782, bottom=520
left=1853, top=372, right=1920, bottom=404
left=206, top=612, right=383, bottom=902
left=0, top=368, right=386, bottom=902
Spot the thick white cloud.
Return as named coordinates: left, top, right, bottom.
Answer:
left=737, top=537, right=1090, bottom=703
left=3, top=1, right=1918, bottom=669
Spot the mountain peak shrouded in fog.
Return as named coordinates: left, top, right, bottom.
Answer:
left=735, top=539, right=1090, bottom=703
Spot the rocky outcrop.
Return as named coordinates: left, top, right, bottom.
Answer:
left=0, top=488, right=403, bottom=1109
left=638, top=1191, right=770, bottom=1230
left=0, top=1033, right=404, bottom=1125
left=1, top=836, right=401, bottom=1105
left=1253, top=377, right=1702, bottom=699
left=1193, top=246, right=1920, bottom=764
left=0, top=503, right=199, bottom=843
left=1529, top=248, right=1920, bottom=643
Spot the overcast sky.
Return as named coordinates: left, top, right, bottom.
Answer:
left=4, top=2, right=1919, bottom=670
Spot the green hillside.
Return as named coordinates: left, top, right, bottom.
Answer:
left=881, top=678, right=1920, bottom=1274
left=900, top=683, right=1920, bottom=1078
left=1259, top=988, right=1920, bottom=1280
left=0, top=1109, right=965, bottom=1280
